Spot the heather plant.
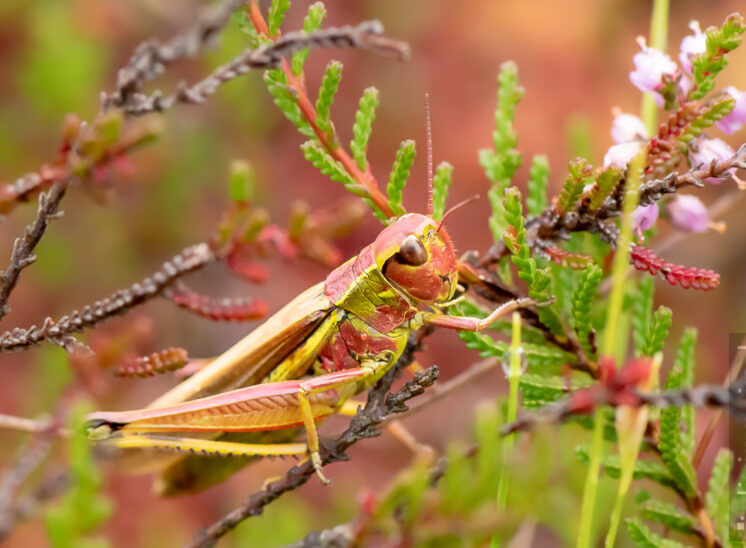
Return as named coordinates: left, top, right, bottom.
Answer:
left=0, top=1, right=744, bottom=548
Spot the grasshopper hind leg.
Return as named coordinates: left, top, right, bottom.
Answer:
left=156, top=430, right=302, bottom=496
left=97, top=433, right=309, bottom=459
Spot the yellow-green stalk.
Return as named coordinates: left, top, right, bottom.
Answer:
left=605, top=354, right=662, bottom=546
left=577, top=0, right=668, bottom=540
left=492, top=311, right=523, bottom=548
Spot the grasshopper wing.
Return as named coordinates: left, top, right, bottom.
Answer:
left=150, top=281, right=333, bottom=407
left=102, top=282, right=337, bottom=492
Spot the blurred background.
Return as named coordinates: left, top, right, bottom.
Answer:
left=0, top=0, right=744, bottom=546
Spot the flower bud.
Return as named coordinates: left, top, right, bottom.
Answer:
left=678, top=20, right=706, bottom=74
left=610, top=113, right=647, bottom=144
left=603, top=141, right=643, bottom=169
left=688, top=137, right=735, bottom=184
left=716, top=87, right=746, bottom=134
left=629, top=37, right=678, bottom=100
left=667, top=194, right=708, bottom=232
left=633, top=203, right=659, bottom=234
left=667, top=194, right=725, bottom=234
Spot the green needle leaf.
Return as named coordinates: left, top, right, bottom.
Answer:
left=432, top=161, right=454, bottom=221
left=387, top=139, right=416, bottom=217
left=350, top=87, right=380, bottom=172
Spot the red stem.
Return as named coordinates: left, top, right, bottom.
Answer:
left=247, top=1, right=393, bottom=218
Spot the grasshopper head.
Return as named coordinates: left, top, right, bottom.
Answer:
left=373, top=213, right=458, bottom=303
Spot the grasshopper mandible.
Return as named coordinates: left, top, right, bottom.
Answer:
left=86, top=113, right=538, bottom=492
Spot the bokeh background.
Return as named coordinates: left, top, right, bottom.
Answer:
left=0, top=0, right=744, bottom=546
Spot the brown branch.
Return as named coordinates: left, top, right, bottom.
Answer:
left=595, top=187, right=743, bottom=296
left=101, top=0, right=246, bottom=113
left=0, top=434, right=54, bottom=537
left=692, top=334, right=746, bottom=468
left=183, top=334, right=437, bottom=548
left=1, top=0, right=238, bottom=213
left=114, top=20, right=409, bottom=117
left=2, top=0, right=243, bottom=217
left=383, top=356, right=498, bottom=423
left=0, top=1, right=244, bottom=314
left=501, top=380, right=744, bottom=436
left=0, top=472, right=68, bottom=543
left=479, top=143, right=746, bottom=266
left=0, top=243, right=214, bottom=353
left=0, top=165, right=70, bottom=218
left=0, top=181, right=69, bottom=321
left=0, top=414, right=54, bottom=434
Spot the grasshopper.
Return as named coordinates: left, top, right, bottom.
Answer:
left=87, top=208, right=537, bottom=490
left=86, top=115, right=538, bottom=491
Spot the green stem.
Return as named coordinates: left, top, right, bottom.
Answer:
left=603, top=2, right=669, bottom=545
left=605, top=445, right=636, bottom=547
left=492, top=312, right=523, bottom=548
left=641, top=0, right=670, bottom=136
left=576, top=409, right=606, bottom=548
left=602, top=153, right=645, bottom=357
left=578, top=1, right=668, bottom=541
left=575, top=150, right=646, bottom=548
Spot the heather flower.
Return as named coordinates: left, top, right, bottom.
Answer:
left=603, top=141, right=643, bottom=168
left=633, top=203, right=659, bottom=235
left=666, top=194, right=725, bottom=233
left=716, top=86, right=746, bottom=134
left=689, top=136, right=735, bottom=184
left=679, top=20, right=706, bottom=74
left=678, top=73, right=692, bottom=97
left=610, top=112, right=648, bottom=144
left=629, top=37, right=678, bottom=104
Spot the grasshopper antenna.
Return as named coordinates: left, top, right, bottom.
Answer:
left=425, top=93, right=434, bottom=217
left=436, top=195, right=480, bottom=233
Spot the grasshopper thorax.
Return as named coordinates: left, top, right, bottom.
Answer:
left=373, top=213, right=458, bottom=304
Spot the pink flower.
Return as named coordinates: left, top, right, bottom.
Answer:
left=633, top=203, right=659, bottom=234
left=667, top=194, right=726, bottom=234
left=716, top=86, right=746, bottom=134
left=611, top=113, right=648, bottom=144
left=679, top=20, right=706, bottom=74
left=629, top=37, right=678, bottom=103
left=603, top=141, right=643, bottom=168
left=667, top=195, right=708, bottom=232
left=689, top=136, right=735, bottom=183
left=679, top=73, right=692, bottom=97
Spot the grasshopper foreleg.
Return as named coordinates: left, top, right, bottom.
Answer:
left=421, top=297, right=540, bottom=332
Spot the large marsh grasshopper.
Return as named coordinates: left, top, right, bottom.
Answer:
left=84, top=89, right=540, bottom=493
left=86, top=205, right=538, bottom=492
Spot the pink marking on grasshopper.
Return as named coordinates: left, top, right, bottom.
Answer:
left=320, top=328, right=360, bottom=372
left=373, top=214, right=457, bottom=303
left=87, top=369, right=369, bottom=433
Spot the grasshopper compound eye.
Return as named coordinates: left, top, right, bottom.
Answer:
left=397, top=234, right=428, bottom=266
